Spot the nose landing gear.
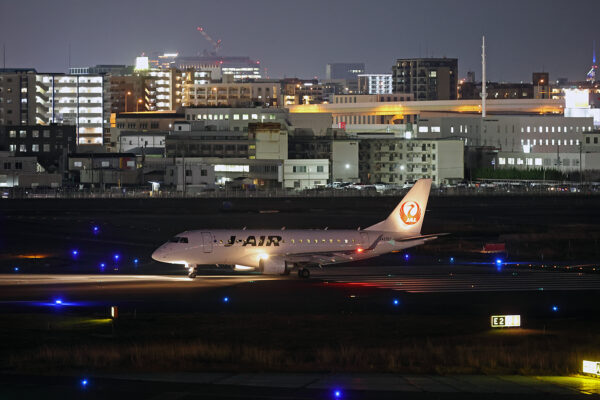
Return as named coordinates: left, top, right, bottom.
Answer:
left=187, top=264, right=198, bottom=279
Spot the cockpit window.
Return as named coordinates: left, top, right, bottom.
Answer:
left=169, top=236, right=188, bottom=243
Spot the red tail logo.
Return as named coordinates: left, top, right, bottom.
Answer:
left=399, top=201, right=421, bottom=225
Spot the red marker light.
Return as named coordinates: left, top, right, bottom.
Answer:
left=356, top=248, right=364, bottom=253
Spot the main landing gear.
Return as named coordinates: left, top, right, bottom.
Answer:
left=297, top=268, right=310, bottom=279
left=188, top=264, right=198, bottom=279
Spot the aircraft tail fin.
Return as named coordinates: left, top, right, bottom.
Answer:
left=365, top=178, right=432, bottom=235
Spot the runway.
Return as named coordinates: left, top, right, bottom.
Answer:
left=1, top=265, right=600, bottom=294
left=314, top=265, right=600, bottom=293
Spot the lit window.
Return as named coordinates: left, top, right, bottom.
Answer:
left=508, top=158, right=515, bottom=165
left=251, top=114, right=258, bottom=120
left=242, top=114, right=249, bottom=120
left=498, top=158, right=506, bottom=165
left=233, top=114, right=240, bottom=120
left=74, top=161, right=83, bottom=167
left=535, top=158, right=542, bottom=166
left=31, top=144, right=39, bottom=152
left=526, top=158, right=533, bottom=166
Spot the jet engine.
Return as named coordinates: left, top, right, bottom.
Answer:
left=259, top=258, right=287, bottom=275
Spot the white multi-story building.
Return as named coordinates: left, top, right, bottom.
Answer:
left=283, top=159, right=330, bottom=189
left=358, top=74, right=393, bottom=94
left=35, top=74, right=107, bottom=145
left=416, top=114, right=597, bottom=171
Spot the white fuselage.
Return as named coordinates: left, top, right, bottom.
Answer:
left=151, top=229, right=424, bottom=269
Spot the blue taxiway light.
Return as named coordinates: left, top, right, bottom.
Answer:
left=114, top=254, right=120, bottom=261
left=92, top=226, right=99, bottom=234
left=495, top=258, right=503, bottom=265
left=450, top=257, right=455, bottom=263
left=223, top=297, right=229, bottom=303
left=133, top=258, right=139, bottom=264
left=404, top=254, right=410, bottom=261
left=552, top=306, right=559, bottom=312
left=55, top=299, right=63, bottom=305
left=13, top=267, right=19, bottom=272
left=393, top=299, right=399, bottom=306
left=334, top=389, right=342, bottom=398
left=81, top=378, right=88, bottom=387
left=72, top=250, right=79, bottom=257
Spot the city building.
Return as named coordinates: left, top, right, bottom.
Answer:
left=184, top=107, right=332, bottom=137
left=144, top=68, right=182, bottom=111
left=288, top=98, right=563, bottom=126
left=175, top=55, right=261, bottom=80
left=392, top=58, right=458, bottom=101
left=0, top=151, right=61, bottom=188
left=0, top=124, right=76, bottom=174
left=1, top=69, right=110, bottom=145
left=283, top=159, right=330, bottom=189
left=326, top=63, right=365, bottom=80
left=108, top=75, right=145, bottom=114
left=164, top=161, right=215, bottom=192
left=152, top=157, right=283, bottom=188
left=68, top=152, right=140, bottom=186
left=357, top=134, right=464, bottom=186
left=331, top=93, right=414, bottom=104
left=181, top=80, right=280, bottom=107
left=118, top=131, right=167, bottom=153
left=0, top=68, right=37, bottom=126
left=36, top=73, right=108, bottom=145
left=165, top=122, right=287, bottom=160
left=459, top=82, right=533, bottom=100
left=288, top=130, right=359, bottom=183
left=69, top=65, right=133, bottom=75
left=416, top=114, right=597, bottom=171
left=533, top=72, right=550, bottom=99
left=358, top=74, right=393, bottom=94
left=281, top=78, right=323, bottom=105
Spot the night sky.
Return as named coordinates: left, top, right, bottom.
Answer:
left=1, top=0, right=599, bottom=82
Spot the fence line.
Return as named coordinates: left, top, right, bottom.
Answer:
left=3, top=186, right=600, bottom=199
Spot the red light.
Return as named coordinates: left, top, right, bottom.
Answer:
left=356, top=248, right=364, bottom=253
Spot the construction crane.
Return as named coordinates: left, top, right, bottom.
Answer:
left=197, top=26, right=222, bottom=56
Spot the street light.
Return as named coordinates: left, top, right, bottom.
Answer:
left=137, top=98, right=143, bottom=112
left=125, top=91, right=132, bottom=112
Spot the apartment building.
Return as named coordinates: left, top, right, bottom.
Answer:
left=357, top=134, right=464, bottom=185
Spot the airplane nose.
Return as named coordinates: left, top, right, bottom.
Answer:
left=152, top=247, right=165, bottom=262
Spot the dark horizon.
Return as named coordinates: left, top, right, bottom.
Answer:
left=1, top=0, right=599, bottom=82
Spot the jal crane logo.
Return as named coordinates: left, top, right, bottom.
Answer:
left=399, top=201, right=421, bottom=225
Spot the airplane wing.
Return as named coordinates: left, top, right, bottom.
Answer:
left=393, top=232, right=450, bottom=242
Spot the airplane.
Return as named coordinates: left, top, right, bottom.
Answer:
left=151, top=178, right=443, bottom=278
